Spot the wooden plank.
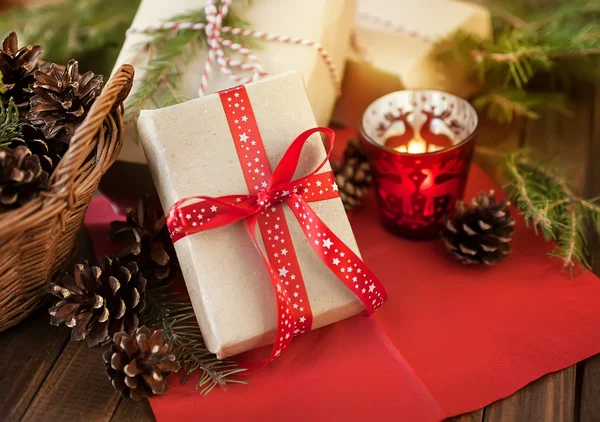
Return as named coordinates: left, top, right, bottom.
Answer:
left=111, top=399, right=156, bottom=422
left=446, top=409, right=484, bottom=422
left=483, top=366, right=577, bottom=422
left=474, top=118, right=522, bottom=186
left=579, top=354, right=600, bottom=422
left=0, top=229, right=95, bottom=420
left=523, top=93, right=595, bottom=195
left=22, top=340, right=121, bottom=422
left=0, top=309, right=70, bottom=421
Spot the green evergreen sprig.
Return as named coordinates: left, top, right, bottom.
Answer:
left=0, top=97, right=21, bottom=147
left=142, top=284, right=247, bottom=395
left=477, top=146, right=600, bottom=271
left=0, top=0, right=139, bottom=76
left=125, top=5, right=251, bottom=120
left=439, top=0, right=600, bottom=122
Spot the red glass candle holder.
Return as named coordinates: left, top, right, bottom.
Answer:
left=360, top=90, right=478, bottom=240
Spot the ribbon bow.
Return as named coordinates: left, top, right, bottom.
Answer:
left=167, top=86, right=386, bottom=364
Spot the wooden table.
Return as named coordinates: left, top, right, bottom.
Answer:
left=1, top=90, right=600, bottom=421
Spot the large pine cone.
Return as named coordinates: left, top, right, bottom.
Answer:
left=103, top=327, right=181, bottom=401
left=0, top=145, right=48, bottom=211
left=48, top=256, right=147, bottom=347
left=442, top=190, right=516, bottom=265
left=110, top=195, right=178, bottom=282
left=0, top=32, right=43, bottom=114
left=333, top=138, right=373, bottom=211
left=26, top=59, right=103, bottom=142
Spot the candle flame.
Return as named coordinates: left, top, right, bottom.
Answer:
left=394, top=139, right=443, bottom=154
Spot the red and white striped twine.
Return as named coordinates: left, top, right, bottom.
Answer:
left=357, top=11, right=433, bottom=44
left=127, top=0, right=340, bottom=96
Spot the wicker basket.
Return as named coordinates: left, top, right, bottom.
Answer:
left=0, top=64, right=135, bottom=333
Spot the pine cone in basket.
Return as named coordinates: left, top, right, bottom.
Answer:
left=103, top=327, right=181, bottom=401
left=110, top=195, right=178, bottom=282
left=442, top=190, right=516, bottom=265
left=9, top=125, right=67, bottom=174
left=0, top=32, right=43, bottom=114
left=48, top=256, right=147, bottom=347
left=0, top=145, right=48, bottom=211
left=332, top=138, right=373, bottom=211
left=26, top=59, right=103, bottom=142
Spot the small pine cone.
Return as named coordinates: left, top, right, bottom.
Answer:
left=442, top=190, right=516, bottom=265
left=110, top=195, right=178, bottom=282
left=333, top=138, right=373, bottom=211
left=26, top=59, right=103, bottom=142
left=10, top=132, right=66, bottom=174
left=48, top=256, right=147, bottom=347
left=20, top=123, right=68, bottom=173
left=0, top=32, right=43, bottom=114
left=103, top=327, right=181, bottom=401
left=0, top=145, right=48, bottom=211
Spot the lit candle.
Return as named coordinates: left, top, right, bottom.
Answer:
left=360, top=90, right=478, bottom=239
left=394, top=138, right=445, bottom=154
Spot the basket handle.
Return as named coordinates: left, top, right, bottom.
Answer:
left=47, top=64, right=135, bottom=207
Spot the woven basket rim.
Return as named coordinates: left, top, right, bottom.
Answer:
left=0, top=64, right=135, bottom=236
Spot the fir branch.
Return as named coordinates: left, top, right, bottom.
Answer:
left=0, top=98, right=21, bottom=147
left=473, top=89, right=571, bottom=123
left=142, top=283, right=247, bottom=394
left=478, top=147, right=600, bottom=270
left=439, top=0, right=600, bottom=123
left=504, top=151, right=552, bottom=233
left=125, top=3, right=252, bottom=120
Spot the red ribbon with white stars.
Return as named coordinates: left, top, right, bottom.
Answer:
left=166, top=85, right=387, bottom=365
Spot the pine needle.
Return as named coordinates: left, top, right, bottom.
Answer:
left=476, top=147, right=600, bottom=271
left=473, top=89, right=571, bottom=123
left=142, top=283, right=247, bottom=394
left=438, top=0, right=600, bottom=123
left=0, top=98, right=21, bottom=147
left=125, top=4, right=252, bottom=120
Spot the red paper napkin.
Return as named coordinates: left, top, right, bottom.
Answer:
left=353, top=165, right=600, bottom=416
left=86, top=130, right=600, bottom=420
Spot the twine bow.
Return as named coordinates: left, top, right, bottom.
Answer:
left=128, top=0, right=340, bottom=97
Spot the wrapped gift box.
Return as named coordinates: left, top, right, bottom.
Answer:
left=333, top=0, right=492, bottom=128
left=115, top=0, right=356, bottom=164
left=138, top=72, right=365, bottom=358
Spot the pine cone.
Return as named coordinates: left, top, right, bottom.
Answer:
left=26, top=59, right=103, bottom=142
left=0, top=145, right=48, bottom=211
left=48, top=256, right=147, bottom=347
left=0, top=32, right=43, bottom=114
left=110, top=195, right=177, bottom=282
left=9, top=124, right=69, bottom=175
left=442, top=190, right=516, bottom=265
left=9, top=130, right=66, bottom=174
left=333, top=138, right=373, bottom=211
left=103, top=327, right=181, bottom=401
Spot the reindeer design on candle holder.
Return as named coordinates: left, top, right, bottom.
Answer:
left=362, top=90, right=477, bottom=238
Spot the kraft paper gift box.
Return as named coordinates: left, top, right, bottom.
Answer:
left=115, top=0, right=356, bottom=165
left=332, top=0, right=492, bottom=129
left=137, top=72, right=365, bottom=358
